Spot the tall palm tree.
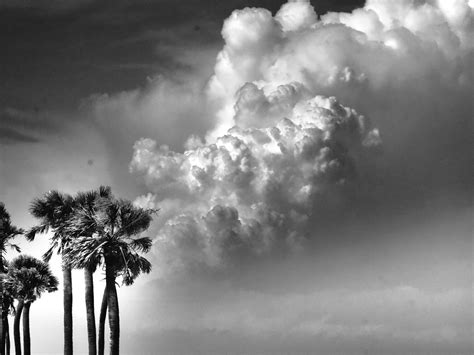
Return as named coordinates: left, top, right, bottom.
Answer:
left=64, top=197, right=154, bottom=355
left=26, top=191, right=75, bottom=355
left=5, top=255, right=58, bottom=355
left=1, top=268, right=15, bottom=355
left=95, top=245, right=152, bottom=355
left=70, top=186, right=111, bottom=355
left=0, top=203, right=22, bottom=355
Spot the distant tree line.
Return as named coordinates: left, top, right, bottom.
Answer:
left=0, top=186, right=155, bottom=355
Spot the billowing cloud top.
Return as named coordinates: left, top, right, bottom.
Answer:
left=130, top=0, right=473, bottom=275
left=131, top=91, right=380, bottom=270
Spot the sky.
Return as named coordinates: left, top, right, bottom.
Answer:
left=0, top=0, right=472, bottom=354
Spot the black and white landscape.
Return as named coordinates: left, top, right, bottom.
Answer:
left=0, top=0, right=472, bottom=354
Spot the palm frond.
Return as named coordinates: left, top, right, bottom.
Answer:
left=130, top=237, right=153, bottom=253
left=29, top=197, right=50, bottom=219
left=0, top=202, right=7, bottom=217
left=42, top=243, right=57, bottom=262
left=115, top=200, right=153, bottom=236
left=121, top=253, right=152, bottom=286
left=9, top=243, right=21, bottom=253
left=0, top=202, right=23, bottom=262
left=98, top=186, right=112, bottom=198
left=5, top=225, right=23, bottom=238
left=25, top=224, right=49, bottom=241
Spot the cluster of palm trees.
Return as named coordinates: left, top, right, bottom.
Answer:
left=3, top=255, right=58, bottom=355
left=0, top=186, right=155, bottom=355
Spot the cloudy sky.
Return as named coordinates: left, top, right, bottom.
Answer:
left=0, top=0, right=472, bottom=354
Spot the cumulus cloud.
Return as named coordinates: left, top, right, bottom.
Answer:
left=131, top=91, right=380, bottom=271
left=130, top=0, right=473, bottom=275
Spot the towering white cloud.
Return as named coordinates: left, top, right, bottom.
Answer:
left=131, top=0, right=473, bottom=274
left=132, top=91, right=380, bottom=271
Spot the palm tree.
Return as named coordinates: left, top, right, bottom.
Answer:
left=96, top=245, right=152, bottom=355
left=5, top=255, right=58, bottom=355
left=0, top=203, right=22, bottom=355
left=26, top=191, right=75, bottom=355
left=69, top=186, right=111, bottom=355
left=1, top=269, right=15, bottom=355
left=64, top=197, right=154, bottom=355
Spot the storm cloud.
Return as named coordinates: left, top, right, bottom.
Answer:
left=130, top=0, right=473, bottom=274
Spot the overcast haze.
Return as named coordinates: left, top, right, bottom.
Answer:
left=0, top=0, right=472, bottom=354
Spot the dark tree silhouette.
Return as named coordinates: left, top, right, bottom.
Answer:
left=5, top=255, right=58, bottom=355
left=0, top=203, right=22, bottom=355
left=64, top=195, right=154, bottom=355
left=27, top=191, right=75, bottom=355
left=69, top=187, right=112, bottom=355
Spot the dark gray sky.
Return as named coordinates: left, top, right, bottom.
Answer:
left=0, top=1, right=472, bottom=354
left=0, top=0, right=363, bottom=112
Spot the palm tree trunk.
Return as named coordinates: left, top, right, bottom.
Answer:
left=13, top=300, right=23, bottom=355
left=1, top=307, right=6, bottom=355
left=1, top=313, right=5, bottom=355
left=2, top=312, right=8, bottom=355
left=21, top=303, right=30, bottom=355
left=0, top=259, right=5, bottom=355
left=98, top=286, right=107, bottom=355
left=4, top=316, right=9, bottom=355
left=63, top=265, right=73, bottom=355
left=0, top=311, right=3, bottom=355
left=105, top=265, right=119, bottom=355
left=0, top=297, right=3, bottom=355
left=84, top=268, right=96, bottom=355
left=3, top=316, right=10, bottom=355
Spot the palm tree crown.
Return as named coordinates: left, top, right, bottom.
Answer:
left=64, top=198, right=153, bottom=284
left=6, top=255, right=58, bottom=302
left=0, top=203, right=22, bottom=270
left=26, top=191, right=75, bottom=261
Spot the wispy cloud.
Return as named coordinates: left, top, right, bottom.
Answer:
left=0, top=107, right=63, bottom=144
left=0, top=127, right=39, bottom=144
